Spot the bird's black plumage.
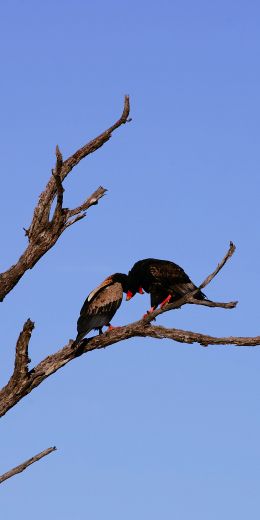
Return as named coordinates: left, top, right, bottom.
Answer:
left=127, top=258, right=206, bottom=309
left=74, top=273, right=128, bottom=346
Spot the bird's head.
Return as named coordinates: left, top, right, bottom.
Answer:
left=125, top=259, right=147, bottom=301
left=125, top=274, right=144, bottom=301
left=110, top=273, right=129, bottom=294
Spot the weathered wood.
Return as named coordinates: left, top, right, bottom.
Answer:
left=0, top=447, right=56, bottom=484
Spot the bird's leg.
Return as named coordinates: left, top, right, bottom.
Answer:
left=107, top=323, right=120, bottom=331
left=160, top=294, right=172, bottom=308
left=98, top=328, right=103, bottom=335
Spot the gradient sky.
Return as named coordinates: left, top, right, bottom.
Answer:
left=1, top=1, right=260, bottom=518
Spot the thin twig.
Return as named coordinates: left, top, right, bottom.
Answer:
left=62, top=95, right=130, bottom=178
left=65, top=186, right=107, bottom=227
left=0, top=447, right=56, bottom=484
left=65, top=213, right=86, bottom=228
left=199, top=241, right=236, bottom=290
left=188, top=297, right=237, bottom=309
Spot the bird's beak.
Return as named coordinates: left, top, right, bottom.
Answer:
left=138, top=287, right=144, bottom=294
left=126, top=291, right=133, bottom=301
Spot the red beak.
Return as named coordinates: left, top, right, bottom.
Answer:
left=126, top=290, right=133, bottom=301
left=138, top=287, right=144, bottom=294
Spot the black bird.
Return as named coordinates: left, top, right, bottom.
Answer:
left=74, top=273, right=128, bottom=346
left=126, top=258, right=206, bottom=312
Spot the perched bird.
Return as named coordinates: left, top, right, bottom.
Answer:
left=126, top=258, right=206, bottom=312
left=74, top=273, right=128, bottom=346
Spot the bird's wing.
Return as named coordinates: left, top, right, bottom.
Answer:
left=89, top=282, right=123, bottom=316
left=149, top=261, right=189, bottom=283
left=79, top=276, right=115, bottom=317
left=149, top=261, right=204, bottom=298
left=129, top=259, right=204, bottom=302
left=77, top=282, right=123, bottom=337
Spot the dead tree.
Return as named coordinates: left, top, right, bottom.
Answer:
left=0, top=96, right=259, bottom=483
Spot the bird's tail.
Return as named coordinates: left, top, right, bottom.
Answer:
left=72, top=332, right=85, bottom=348
left=173, top=282, right=207, bottom=301
left=194, top=288, right=207, bottom=300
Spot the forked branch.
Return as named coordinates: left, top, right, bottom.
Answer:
left=0, top=96, right=130, bottom=302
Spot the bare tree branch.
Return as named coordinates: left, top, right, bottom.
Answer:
left=0, top=96, right=130, bottom=302
left=0, top=447, right=56, bottom=484
left=0, top=241, right=242, bottom=418
left=1, top=314, right=260, bottom=419
left=0, top=242, right=244, bottom=418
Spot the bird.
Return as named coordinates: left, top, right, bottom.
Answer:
left=126, top=258, right=206, bottom=312
left=74, top=273, right=129, bottom=346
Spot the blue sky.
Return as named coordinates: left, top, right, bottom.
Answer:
left=1, top=1, right=260, bottom=518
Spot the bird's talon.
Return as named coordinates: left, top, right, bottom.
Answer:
left=107, top=324, right=120, bottom=331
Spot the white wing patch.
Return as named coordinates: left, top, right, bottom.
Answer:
left=87, top=287, right=100, bottom=302
left=87, top=277, right=112, bottom=302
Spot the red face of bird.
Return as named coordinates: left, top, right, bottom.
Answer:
left=126, top=290, right=133, bottom=301
left=126, top=286, right=144, bottom=301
